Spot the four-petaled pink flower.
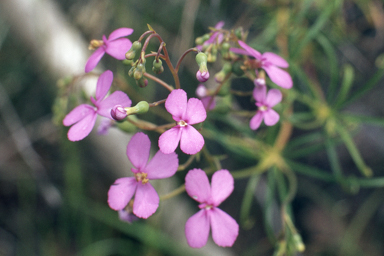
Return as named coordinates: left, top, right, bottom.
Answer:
left=85, top=28, right=134, bottom=73
left=108, top=132, right=179, bottom=219
left=250, top=85, right=282, bottom=130
left=185, top=168, right=239, bottom=248
left=63, top=70, right=131, bottom=141
left=230, top=40, right=293, bottom=89
left=159, top=89, right=207, bottom=155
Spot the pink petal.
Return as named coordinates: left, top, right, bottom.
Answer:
left=265, top=89, right=282, bottom=107
left=144, top=151, right=178, bottom=179
left=184, top=98, right=207, bottom=125
left=185, top=168, right=211, bottom=203
left=165, top=89, right=187, bottom=120
left=63, top=104, right=95, bottom=126
left=107, top=177, right=137, bottom=211
left=97, top=91, right=131, bottom=118
left=264, top=109, right=280, bottom=126
left=237, top=40, right=261, bottom=59
left=210, top=208, right=239, bottom=247
left=105, top=38, right=132, bottom=60
left=95, top=70, right=113, bottom=101
left=250, top=111, right=264, bottom=130
left=210, top=170, right=234, bottom=206
left=108, top=28, right=134, bottom=41
left=158, top=127, right=182, bottom=154
left=133, top=182, right=159, bottom=219
left=229, top=47, right=250, bottom=56
left=263, top=65, right=293, bottom=89
left=214, top=21, right=225, bottom=29
left=126, top=132, right=151, bottom=170
left=66, top=111, right=97, bottom=141
left=185, top=209, right=210, bottom=248
left=262, top=52, right=289, bottom=68
left=180, top=125, right=204, bottom=155
left=84, top=47, right=105, bottom=73
left=253, top=84, right=267, bottom=103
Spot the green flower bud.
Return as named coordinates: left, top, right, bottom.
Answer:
left=196, top=52, right=208, bottom=66
left=133, top=70, right=143, bottom=80
left=116, top=120, right=137, bottom=133
left=195, top=36, right=205, bottom=45
left=292, top=234, right=305, bottom=252
left=136, top=77, right=148, bottom=88
left=132, top=41, right=142, bottom=51
left=152, top=59, right=164, bottom=74
left=122, top=59, right=134, bottom=66
left=125, top=50, right=135, bottom=60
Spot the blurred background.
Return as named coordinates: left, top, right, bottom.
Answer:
left=1, top=0, right=384, bottom=255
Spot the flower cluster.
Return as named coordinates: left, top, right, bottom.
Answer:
left=61, top=21, right=294, bottom=250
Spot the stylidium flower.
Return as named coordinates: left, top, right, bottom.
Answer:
left=230, top=40, right=293, bottom=89
left=185, top=169, right=239, bottom=248
left=196, top=70, right=210, bottom=82
left=108, top=132, right=179, bottom=219
left=63, top=70, right=131, bottom=141
left=250, top=85, right=282, bottom=130
left=85, top=28, right=134, bottom=73
left=159, top=89, right=207, bottom=155
left=196, top=21, right=225, bottom=50
left=196, top=84, right=216, bottom=110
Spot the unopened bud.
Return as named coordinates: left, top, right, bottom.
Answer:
left=122, top=59, right=133, bottom=66
left=292, top=234, right=305, bottom=252
left=196, top=52, right=208, bottom=66
left=232, top=61, right=244, bottom=76
left=196, top=84, right=208, bottom=98
left=152, top=59, right=164, bottom=74
left=133, top=70, right=143, bottom=80
left=196, top=70, right=210, bottom=82
left=136, top=77, right=148, bottom=88
left=131, top=41, right=142, bottom=51
left=111, top=105, right=127, bottom=121
left=125, top=50, right=136, bottom=60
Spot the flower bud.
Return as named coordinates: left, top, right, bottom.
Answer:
left=196, top=84, right=208, bottom=98
left=131, top=41, right=142, bottom=51
left=152, top=59, right=164, bottom=74
left=196, top=70, right=210, bottom=82
left=133, top=70, right=143, bottom=80
left=123, top=101, right=149, bottom=116
left=122, top=59, right=133, bottom=66
left=111, top=105, right=127, bottom=121
left=292, top=234, right=305, bottom=252
left=136, top=77, right=148, bottom=88
left=232, top=61, right=244, bottom=76
left=125, top=50, right=136, bottom=60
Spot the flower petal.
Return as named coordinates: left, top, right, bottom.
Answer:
left=185, top=209, right=210, bottom=248
left=66, top=111, right=97, bottom=141
left=108, top=28, right=134, bottom=41
left=200, top=96, right=216, bottom=110
left=144, top=151, right=178, bottom=179
left=229, top=47, right=249, bottom=56
left=97, top=91, right=131, bottom=118
left=250, top=111, right=264, bottom=130
left=133, top=182, right=159, bottom=219
left=126, top=132, right=151, bottom=170
left=262, top=52, right=289, bottom=68
left=265, top=89, right=282, bottom=107
left=185, top=98, right=207, bottom=124
left=95, top=70, right=113, bottom=101
left=263, top=64, right=293, bottom=89
left=237, top=40, right=261, bottom=59
left=180, top=125, right=204, bottom=155
left=264, top=109, right=280, bottom=126
left=210, top=208, right=239, bottom=247
left=85, top=47, right=105, bottom=73
left=63, top=104, right=95, bottom=126
left=105, top=38, right=132, bottom=60
left=185, top=168, right=211, bottom=203
left=165, top=89, right=187, bottom=120
left=107, top=177, right=137, bottom=211
left=253, top=84, right=267, bottom=103
left=158, top=127, right=182, bottom=154
left=210, top=170, right=234, bottom=206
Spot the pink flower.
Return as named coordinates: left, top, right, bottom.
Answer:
left=196, top=84, right=216, bottom=110
left=63, top=70, right=131, bottom=141
left=185, top=169, right=239, bottom=248
left=197, top=21, right=225, bottom=50
left=250, top=85, right=282, bottom=130
left=159, top=89, right=207, bottom=155
left=196, top=70, right=210, bottom=83
left=108, top=132, right=179, bottom=219
left=230, top=40, right=293, bottom=89
left=85, top=28, right=134, bottom=73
